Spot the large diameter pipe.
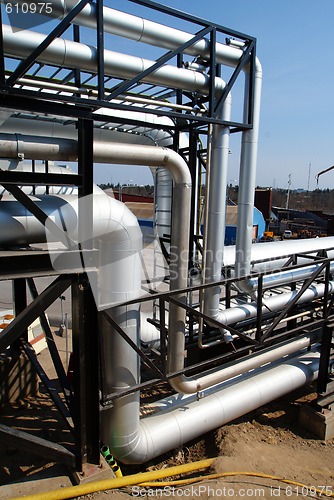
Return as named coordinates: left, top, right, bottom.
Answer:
left=2, top=25, right=225, bottom=96
left=33, top=0, right=248, bottom=69
left=223, top=237, right=334, bottom=273
left=103, top=349, right=320, bottom=463
left=0, top=113, right=174, bottom=148
left=0, top=192, right=143, bottom=309
left=0, top=133, right=191, bottom=293
left=242, top=262, right=334, bottom=293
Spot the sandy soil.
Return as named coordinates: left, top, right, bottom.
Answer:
left=82, top=387, right=334, bottom=500
left=0, top=330, right=333, bottom=500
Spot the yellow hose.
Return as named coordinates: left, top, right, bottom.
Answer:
left=140, top=471, right=334, bottom=497
left=11, top=458, right=214, bottom=500
left=10, top=459, right=334, bottom=499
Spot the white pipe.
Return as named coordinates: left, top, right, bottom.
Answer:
left=2, top=25, right=225, bottom=96
left=0, top=159, right=89, bottom=196
left=102, top=349, right=320, bottom=463
left=235, top=61, right=263, bottom=284
left=0, top=190, right=142, bottom=307
left=2, top=7, right=317, bottom=463
left=32, top=0, right=248, bottom=69
left=168, top=334, right=315, bottom=395
left=167, top=91, right=233, bottom=391
left=164, top=278, right=333, bottom=395
left=0, top=112, right=174, bottom=148
left=203, top=93, right=232, bottom=321
left=240, top=262, right=334, bottom=293
left=154, top=167, right=173, bottom=250
left=218, top=280, right=334, bottom=326
left=223, top=237, right=334, bottom=273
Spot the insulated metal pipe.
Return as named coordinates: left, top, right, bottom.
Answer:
left=218, top=280, right=334, bottom=327
left=104, top=349, right=320, bottom=463
left=0, top=111, right=174, bottom=148
left=32, top=0, right=249, bottom=69
left=168, top=334, right=316, bottom=395
left=2, top=25, right=225, bottom=96
left=223, top=237, right=334, bottom=273
left=203, top=93, right=232, bottom=321
left=235, top=61, right=263, bottom=282
left=240, top=262, right=334, bottom=293
left=167, top=91, right=233, bottom=391
left=2, top=7, right=261, bottom=293
left=164, top=278, right=333, bottom=395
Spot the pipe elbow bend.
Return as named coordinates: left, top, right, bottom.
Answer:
left=168, top=375, right=201, bottom=395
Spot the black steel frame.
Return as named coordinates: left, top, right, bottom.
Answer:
left=0, top=0, right=332, bottom=473
left=100, top=249, right=334, bottom=406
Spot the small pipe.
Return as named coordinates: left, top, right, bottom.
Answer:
left=100, top=445, right=111, bottom=458
left=104, top=454, right=115, bottom=465
left=12, top=76, right=206, bottom=112
left=168, top=333, right=316, bottom=394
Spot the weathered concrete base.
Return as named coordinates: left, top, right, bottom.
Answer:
left=299, top=403, right=334, bottom=440
left=71, top=456, right=115, bottom=485
left=0, top=350, right=38, bottom=405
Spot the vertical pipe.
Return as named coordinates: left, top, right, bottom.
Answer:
left=203, top=92, right=232, bottom=320
left=235, top=62, right=262, bottom=280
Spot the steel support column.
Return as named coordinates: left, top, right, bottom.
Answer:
left=71, top=275, right=100, bottom=469
left=12, top=278, right=28, bottom=345
left=70, top=117, right=100, bottom=469
left=317, top=321, right=334, bottom=395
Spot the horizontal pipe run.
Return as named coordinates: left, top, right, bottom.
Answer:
left=238, top=262, right=334, bottom=293
left=216, top=281, right=334, bottom=327
left=169, top=334, right=316, bottom=394
left=223, top=237, right=334, bottom=272
left=2, top=25, right=225, bottom=96
left=36, top=0, right=249, bottom=70
left=106, top=349, right=320, bottom=463
left=10, top=77, right=206, bottom=112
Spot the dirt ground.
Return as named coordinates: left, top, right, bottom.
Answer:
left=0, top=330, right=333, bottom=500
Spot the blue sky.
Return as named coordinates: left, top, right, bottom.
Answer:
left=2, top=1, right=334, bottom=190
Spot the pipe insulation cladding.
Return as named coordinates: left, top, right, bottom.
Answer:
left=101, top=349, right=320, bottom=463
